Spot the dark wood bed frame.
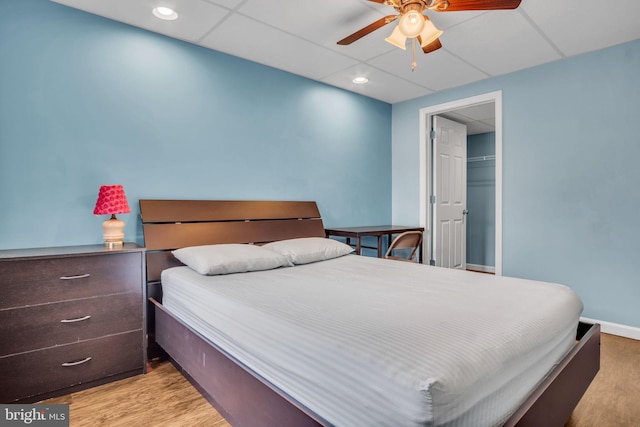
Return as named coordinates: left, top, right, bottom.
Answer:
left=140, top=199, right=601, bottom=427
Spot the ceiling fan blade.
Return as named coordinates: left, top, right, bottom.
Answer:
left=440, top=0, right=521, bottom=11
left=367, top=0, right=401, bottom=4
left=419, top=37, right=442, bottom=54
left=337, top=15, right=398, bottom=45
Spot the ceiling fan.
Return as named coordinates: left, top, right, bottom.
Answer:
left=338, top=0, right=522, bottom=69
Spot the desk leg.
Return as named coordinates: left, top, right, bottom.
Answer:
left=356, top=237, right=361, bottom=255
left=377, top=235, right=383, bottom=258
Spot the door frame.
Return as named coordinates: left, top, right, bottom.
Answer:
left=419, top=91, right=503, bottom=275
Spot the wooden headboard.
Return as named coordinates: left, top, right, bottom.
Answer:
left=139, top=200, right=326, bottom=284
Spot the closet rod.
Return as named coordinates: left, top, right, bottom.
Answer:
left=467, top=155, right=496, bottom=163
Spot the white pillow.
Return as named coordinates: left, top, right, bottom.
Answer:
left=262, top=237, right=354, bottom=265
left=172, top=244, right=289, bottom=275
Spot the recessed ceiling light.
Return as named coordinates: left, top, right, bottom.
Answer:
left=353, top=77, right=368, bottom=84
left=152, top=6, right=178, bottom=21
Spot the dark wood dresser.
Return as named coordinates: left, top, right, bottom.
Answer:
left=0, top=243, right=146, bottom=403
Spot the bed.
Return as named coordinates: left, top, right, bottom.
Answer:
left=140, top=199, right=600, bottom=427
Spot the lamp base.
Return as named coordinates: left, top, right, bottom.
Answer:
left=104, top=241, right=124, bottom=249
left=102, top=216, right=125, bottom=247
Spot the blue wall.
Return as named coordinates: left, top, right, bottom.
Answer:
left=0, top=0, right=391, bottom=249
left=3, top=0, right=638, bottom=329
left=392, top=40, right=640, bottom=327
left=467, top=132, right=495, bottom=267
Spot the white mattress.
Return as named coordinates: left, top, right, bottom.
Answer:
left=161, top=255, right=583, bottom=427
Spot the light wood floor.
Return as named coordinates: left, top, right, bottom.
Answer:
left=42, top=361, right=227, bottom=427
left=43, top=333, right=639, bottom=426
left=565, top=333, right=640, bottom=427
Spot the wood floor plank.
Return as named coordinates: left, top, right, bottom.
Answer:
left=41, top=333, right=639, bottom=426
left=565, top=333, right=640, bottom=427
left=42, top=361, right=229, bottom=427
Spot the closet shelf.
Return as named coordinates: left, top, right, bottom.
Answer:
left=468, top=155, right=496, bottom=163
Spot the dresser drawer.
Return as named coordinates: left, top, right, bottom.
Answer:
left=0, top=252, right=143, bottom=309
left=0, top=292, right=142, bottom=356
left=0, top=331, right=143, bottom=403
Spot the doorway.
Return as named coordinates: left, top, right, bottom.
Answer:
left=418, top=91, right=503, bottom=276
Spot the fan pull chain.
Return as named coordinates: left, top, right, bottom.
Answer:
left=411, top=38, right=417, bottom=72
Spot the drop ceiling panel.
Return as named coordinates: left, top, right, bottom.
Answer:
left=428, top=10, right=489, bottom=30
left=53, top=0, right=229, bottom=43
left=338, top=28, right=406, bottom=62
left=521, top=0, right=640, bottom=56
left=452, top=103, right=496, bottom=122
left=438, top=117, right=494, bottom=136
left=369, top=48, right=489, bottom=93
left=439, top=103, right=496, bottom=135
left=50, top=0, right=640, bottom=104
left=205, top=0, right=244, bottom=9
left=239, top=0, right=395, bottom=61
left=465, top=121, right=495, bottom=135
left=322, top=66, right=433, bottom=104
left=442, top=10, right=563, bottom=76
left=238, top=0, right=377, bottom=46
left=239, top=0, right=402, bottom=61
left=200, top=14, right=359, bottom=81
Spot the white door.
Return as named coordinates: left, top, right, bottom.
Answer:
left=432, top=116, right=467, bottom=269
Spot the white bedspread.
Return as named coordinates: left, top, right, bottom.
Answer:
left=161, top=255, right=583, bottom=427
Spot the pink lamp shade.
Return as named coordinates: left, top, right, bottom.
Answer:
left=93, top=185, right=131, bottom=215
left=93, top=185, right=130, bottom=247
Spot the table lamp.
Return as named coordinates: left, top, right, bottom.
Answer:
left=93, top=184, right=131, bottom=248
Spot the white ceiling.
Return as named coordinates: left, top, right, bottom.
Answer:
left=440, top=103, right=496, bottom=135
left=51, top=0, right=640, bottom=104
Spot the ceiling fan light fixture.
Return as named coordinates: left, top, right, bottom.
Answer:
left=385, top=26, right=407, bottom=50
left=418, top=17, right=443, bottom=47
left=398, top=10, right=425, bottom=38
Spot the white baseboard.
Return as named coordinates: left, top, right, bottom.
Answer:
left=581, top=317, right=640, bottom=341
left=466, top=264, right=496, bottom=274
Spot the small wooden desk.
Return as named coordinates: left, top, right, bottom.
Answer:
left=325, top=225, right=424, bottom=260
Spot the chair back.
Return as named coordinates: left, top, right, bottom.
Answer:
left=384, top=231, right=423, bottom=262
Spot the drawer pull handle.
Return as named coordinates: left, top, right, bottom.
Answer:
left=59, top=273, right=91, bottom=280
left=61, top=357, right=92, bottom=367
left=60, top=315, right=92, bottom=323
